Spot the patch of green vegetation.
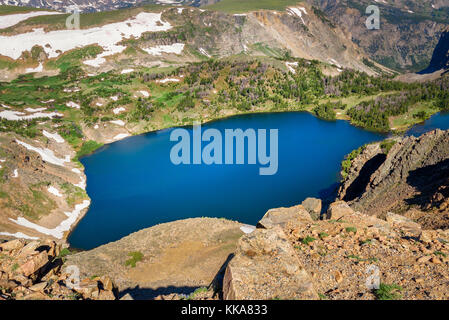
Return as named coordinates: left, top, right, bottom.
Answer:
left=47, top=46, right=103, bottom=72
left=125, top=251, right=143, bottom=268
left=301, top=236, right=316, bottom=245
left=11, top=263, right=19, bottom=272
left=345, top=227, right=357, bottom=233
left=313, top=102, right=337, bottom=121
left=380, top=140, right=396, bottom=154
left=318, top=232, right=329, bottom=240
left=374, top=283, right=403, bottom=300
left=75, top=141, right=103, bottom=161
left=53, top=248, right=72, bottom=262
left=60, top=183, right=87, bottom=207
left=318, top=293, right=328, bottom=300
left=206, top=0, right=303, bottom=14
left=341, top=145, right=367, bottom=179
left=187, top=287, right=209, bottom=300
left=434, top=251, right=447, bottom=258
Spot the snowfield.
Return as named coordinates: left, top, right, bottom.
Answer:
left=47, top=186, right=63, bottom=197
left=16, top=140, right=70, bottom=167
left=142, top=43, right=185, bottom=56
left=0, top=11, right=64, bottom=30
left=43, top=130, right=65, bottom=143
left=0, top=12, right=173, bottom=61
left=0, top=109, right=63, bottom=121
left=9, top=200, right=91, bottom=239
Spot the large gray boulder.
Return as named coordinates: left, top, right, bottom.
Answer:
left=223, top=226, right=318, bottom=300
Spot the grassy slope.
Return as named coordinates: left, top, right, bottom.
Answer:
left=205, top=0, right=303, bottom=13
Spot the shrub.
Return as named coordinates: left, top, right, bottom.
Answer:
left=125, top=251, right=143, bottom=268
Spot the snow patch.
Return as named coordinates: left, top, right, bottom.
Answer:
left=156, top=78, right=180, bottom=84
left=113, top=107, right=126, bottom=114
left=0, top=110, right=62, bottom=121
left=142, top=43, right=185, bottom=56
left=66, top=101, right=81, bottom=109
left=0, top=232, right=39, bottom=240
left=113, top=133, right=130, bottom=141
left=110, top=120, right=125, bottom=126
left=25, top=62, right=43, bottom=73
left=285, top=61, right=298, bottom=74
left=47, top=186, right=63, bottom=197
left=199, top=48, right=211, bottom=58
left=9, top=200, right=90, bottom=239
left=240, top=225, right=256, bottom=234
left=43, top=130, right=65, bottom=143
left=121, top=69, right=134, bottom=74
left=0, top=12, right=173, bottom=61
left=16, top=140, right=69, bottom=167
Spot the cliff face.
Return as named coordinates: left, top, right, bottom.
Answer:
left=339, top=129, right=449, bottom=229
left=308, top=0, right=449, bottom=72
left=420, top=29, right=449, bottom=74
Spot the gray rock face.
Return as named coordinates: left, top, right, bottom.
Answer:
left=339, top=129, right=449, bottom=217
left=258, top=205, right=313, bottom=229
left=223, top=226, right=318, bottom=300
left=301, top=197, right=322, bottom=220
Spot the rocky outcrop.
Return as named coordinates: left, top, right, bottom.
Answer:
left=223, top=226, right=318, bottom=300
left=301, top=197, right=322, bottom=220
left=225, top=199, right=449, bottom=300
left=0, top=239, right=116, bottom=300
left=310, top=0, right=449, bottom=72
left=257, top=205, right=313, bottom=229
left=66, top=218, right=244, bottom=300
left=339, top=130, right=449, bottom=226
left=420, top=29, right=449, bottom=74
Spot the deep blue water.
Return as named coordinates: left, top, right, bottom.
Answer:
left=407, top=111, right=449, bottom=137
left=68, top=111, right=449, bottom=250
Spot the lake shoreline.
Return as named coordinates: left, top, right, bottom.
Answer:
left=68, top=110, right=449, bottom=250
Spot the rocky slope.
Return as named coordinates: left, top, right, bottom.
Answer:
left=0, top=238, right=117, bottom=300
left=65, top=218, right=245, bottom=299
left=223, top=200, right=449, bottom=300
left=339, top=129, right=449, bottom=229
left=0, top=4, right=378, bottom=76
left=0, top=1, right=216, bottom=13
left=308, top=0, right=449, bottom=72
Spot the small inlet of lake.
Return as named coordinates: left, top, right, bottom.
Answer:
left=68, top=111, right=449, bottom=250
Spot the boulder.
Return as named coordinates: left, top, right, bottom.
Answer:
left=0, top=239, right=25, bottom=252
left=326, top=201, right=354, bottom=220
left=223, top=226, right=318, bottom=300
left=258, top=205, right=312, bottom=229
left=301, top=198, right=322, bottom=220
left=19, top=251, right=49, bottom=277
left=386, top=212, right=421, bottom=236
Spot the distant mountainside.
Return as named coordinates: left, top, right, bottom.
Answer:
left=0, top=0, right=216, bottom=12
left=1, top=0, right=449, bottom=73
left=307, top=0, right=449, bottom=72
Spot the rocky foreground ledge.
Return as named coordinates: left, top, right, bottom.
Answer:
left=1, top=199, right=449, bottom=300
left=223, top=201, right=449, bottom=300
left=0, top=239, right=116, bottom=300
